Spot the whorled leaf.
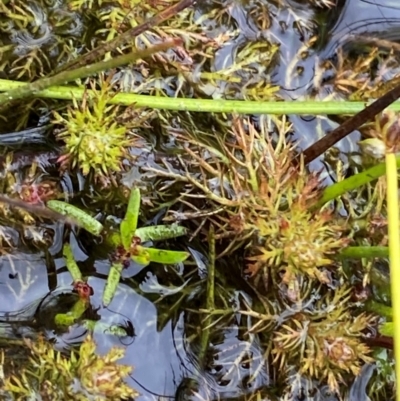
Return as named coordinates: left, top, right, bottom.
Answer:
left=135, top=223, right=187, bottom=242
left=54, top=298, right=87, bottom=327
left=47, top=200, right=103, bottom=236
left=103, top=262, right=124, bottom=307
left=132, top=245, right=189, bottom=265
left=120, top=187, right=140, bottom=250
left=63, top=243, right=83, bottom=282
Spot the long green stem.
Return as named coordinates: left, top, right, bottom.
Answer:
left=315, top=155, right=400, bottom=208
left=386, top=151, right=400, bottom=401
left=198, top=225, right=215, bottom=368
left=2, top=78, right=400, bottom=114
left=0, top=41, right=178, bottom=105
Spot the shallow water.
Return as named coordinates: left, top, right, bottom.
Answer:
left=0, top=0, right=399, bottom=400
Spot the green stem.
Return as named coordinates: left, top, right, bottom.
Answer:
left=386, top=150, right=400, bottom=398
left=315, top=155, right=400, bottom=208
left=198, top=226, right=215, bottom=368
left=338, top=246, right=389, bottom=259
left=0, top=41, right=178, bottom=105
left=3, top=78, right=400, bottom=114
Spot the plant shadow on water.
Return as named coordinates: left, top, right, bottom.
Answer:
left=0, top=0, right=400, bottom=400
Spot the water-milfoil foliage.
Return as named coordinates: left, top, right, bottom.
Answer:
left=270, top=286, right=374, bottom=392
left=53, top=75, right=137, bottom=178
left=3, top=335, right=138, bottom=400
left=148, top=117, right=349, bottom=288
left=317, top=44, right=400, bottom=102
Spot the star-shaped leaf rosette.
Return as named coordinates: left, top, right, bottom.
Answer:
left=48, top=188, right=189, bottom=307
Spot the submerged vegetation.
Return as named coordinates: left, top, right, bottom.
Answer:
left=0, top=0, right=400, bottom=400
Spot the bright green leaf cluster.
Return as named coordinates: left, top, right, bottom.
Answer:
left=103, top=187, right=189, bottom=306
left=47, top=187, right=189, bottom=308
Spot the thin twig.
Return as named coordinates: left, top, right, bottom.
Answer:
left=0, top=41, right=180, bottom=106
left=55, top=0, right=196, bottom=73
left=302, top=82, right=400, bottom=164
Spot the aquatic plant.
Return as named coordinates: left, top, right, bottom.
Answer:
left=0, top=0, right=88, bottom=82
left=52, top=75, right=134, bottom=178
left=146, top=117, right=349, bottom=289
left=318, top=44, right=400, bottom=102
left=48, top=186, right=189, bottom=306
left=0, top=1, right=398, bottom=400
left=3, top=334, right=138, bottom=400
left=270, top=286, right=374, bottom=392
left=0, top=152, right=59, bottom=224
left=0, top=151, right=62, bottom=250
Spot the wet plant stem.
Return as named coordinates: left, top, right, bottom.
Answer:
left=365, top=300, right=392, bottom=319
left=0, top=41, right=179, bottom=106
left=2, top=78, right=400, bottom=114
left=314, top=155, right=400, bottom=209
left=386, top=150, right=400, bottom=400
left=198, top=225, right=215, bottom=368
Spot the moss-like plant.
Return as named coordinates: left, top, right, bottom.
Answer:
left=250, top=286, right=375, bottom=393
left=48, top=186, right=189, bottom=306
left=52, top=75, right=134, bottom=178
left=147, top=117, right=349, bottom=290
left=3, top=334, right=138, bottom=400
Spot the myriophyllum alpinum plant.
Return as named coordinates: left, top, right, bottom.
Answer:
left=147, top=117, right=349, bottom=291
left=3, top=335, right=138, bottom=400
left=52, top=75, right=135, bottom=178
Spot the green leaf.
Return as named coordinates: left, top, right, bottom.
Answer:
left=102, top=262, right=124, bottom=307
left=47, top=200, right=103, bottom=236
left=131, top=247, right=151, bottom=265
left=379, top=322, right=394, bottom=337
left=135, top=245, right=189, bottom=264
left=54, top=313, right=76, bottom=327
left=120, top=187, right=141, bottom=250
left=54, top=298, right=87, bottom=327
left=63, top=243, right=83, bottom=282
left=135, top=224, right=187, bottom=242
left=83, top=321, right=129, bottom=337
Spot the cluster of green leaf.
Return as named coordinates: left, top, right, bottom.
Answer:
left=48, top=187, right=189, bottom=307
